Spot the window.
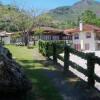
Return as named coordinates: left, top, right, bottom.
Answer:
left=74, top=33, right=79, bottom=39
left=85, top=43, right=90, bottom=50
left=86, top=32, right=91, bottom=38
left=52, top=36, right=59, bottom=40
left=74, top=44, right=81, bottom=51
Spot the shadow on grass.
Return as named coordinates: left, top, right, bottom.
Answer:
left=18, top=59, right=63, bottom=100
left=18, top=59, right=100, bottom=100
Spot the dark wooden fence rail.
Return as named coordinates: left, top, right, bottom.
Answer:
left=39, top=40, right=100, bottom=88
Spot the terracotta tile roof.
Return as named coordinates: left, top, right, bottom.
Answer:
left=0, top=31, right=14, bottom=37
left=64, top=28, right=80, bottom=33
left=83, top=24, right=100, bottom=31
left=64, top=24, right=100, bottom=34
left=32, top=27, right=63, bottom=34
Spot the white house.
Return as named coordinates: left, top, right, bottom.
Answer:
left=64, top=22, right=100, bottom=51
left=0, top=31, right=13, bottom=44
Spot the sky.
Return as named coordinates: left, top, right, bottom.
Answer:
left=0, top=0, right=100, bottom=11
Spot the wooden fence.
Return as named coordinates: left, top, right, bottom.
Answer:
left=39, top=41, right=100, bottom=88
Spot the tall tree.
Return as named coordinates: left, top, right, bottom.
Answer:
left=36, top=13, right=54, bottom=27
left=81, top=10, right=96, bottom=24
left=15, top=9, right=37, bottom=45
left=81, top=10, right=100, bottom=27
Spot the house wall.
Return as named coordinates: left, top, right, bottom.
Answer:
left=95, top=33, right=100, bottom=50
left=2, top=36, right=11, bottom=44
left=96, top=44, right=100, bottom=50
left=73, top=31, right=96, bottom=51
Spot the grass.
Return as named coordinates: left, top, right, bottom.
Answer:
left=5, top=45, right=63, bottom=100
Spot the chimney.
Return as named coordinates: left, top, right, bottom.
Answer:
left=79, top=20, right=83, bottom=31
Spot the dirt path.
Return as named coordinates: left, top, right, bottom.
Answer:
left=33, top=48, right=100, bottom=100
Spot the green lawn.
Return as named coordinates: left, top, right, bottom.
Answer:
left=5, top=45, right=63, bottom=100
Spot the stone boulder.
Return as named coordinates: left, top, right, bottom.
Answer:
left=0, top=46, right=32, bottom=96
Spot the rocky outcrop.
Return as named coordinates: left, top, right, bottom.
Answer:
left=0, top=45, right=32, bottom=96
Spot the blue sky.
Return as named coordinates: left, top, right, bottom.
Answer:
left=0, top=0, right=100, bottom=11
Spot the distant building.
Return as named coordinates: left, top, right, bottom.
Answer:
left=0, top=31, right=13, bottom=44
left=32, top=27, right=72, bottom=41
left=64, top=22, right=100, bottom=51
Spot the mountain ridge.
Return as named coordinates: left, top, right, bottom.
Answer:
left=47, top=0, right=100, bottom=22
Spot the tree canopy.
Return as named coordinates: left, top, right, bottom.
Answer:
left=81, top=10, right=100, bottom=27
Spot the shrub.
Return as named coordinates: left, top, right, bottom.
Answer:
left=38, top=40, right=65, bottom=57
left=0, top=40, right=4, bottom=45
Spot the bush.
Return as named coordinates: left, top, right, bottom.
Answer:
left=38, top=40, right=65, bottom=57
left=0, top=40, right=4, bottom=45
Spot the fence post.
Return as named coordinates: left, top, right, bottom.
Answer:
left=87, top=53, right=95, bottom=88
left=53, top=43, right=57, bottom=63
left=64, top=45, right=70, bottom=72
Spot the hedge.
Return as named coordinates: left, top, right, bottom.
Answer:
left=38, top=40, right=65, bottom=57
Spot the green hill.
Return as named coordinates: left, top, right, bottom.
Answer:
left=0, top=4, right=21, bottom=31
left=48, top=0, right=100, bottom=22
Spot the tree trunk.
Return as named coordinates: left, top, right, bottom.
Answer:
left=23, top=32, right=29, bottom=46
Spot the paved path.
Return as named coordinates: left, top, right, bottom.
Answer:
left=33, top=48, right=100, bottom=100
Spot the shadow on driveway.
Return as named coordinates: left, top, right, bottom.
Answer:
left=19, top=58, right=100, bottom=100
